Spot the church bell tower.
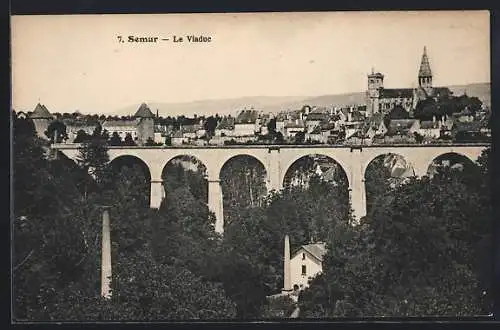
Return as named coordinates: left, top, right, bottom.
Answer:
left=366, top=68, right=384, bottom=116
left=418, top=46, right=433, bottom=95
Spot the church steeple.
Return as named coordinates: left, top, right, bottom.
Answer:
left=418, top=46, right=433, bottom=94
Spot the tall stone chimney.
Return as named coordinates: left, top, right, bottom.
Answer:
left=283, top=234, right=292, bottom=292
left=101, top=209, right=112, bottom=299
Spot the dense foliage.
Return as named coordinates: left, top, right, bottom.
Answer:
left=299, top=148, right=492, bottom=317
left=12, top=112, right=236, bottom=321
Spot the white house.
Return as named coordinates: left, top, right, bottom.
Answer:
left=102, top=119, right=138, bottom=140
left=234, top=109, right=259, bottom=136
left=289, top=242, right=327, bottom=290
left=418, top=119, right=441, bottom=138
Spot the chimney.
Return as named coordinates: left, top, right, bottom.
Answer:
left=283, top=235, right=292, bottom=292
left=347, top=112, right=352, bottom=122
left=101, top=209, right=112, bottom=299
left=156, top=109, right=159, bottom=118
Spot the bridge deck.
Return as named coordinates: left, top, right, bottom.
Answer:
left=52, top=143, right=490, bottom=150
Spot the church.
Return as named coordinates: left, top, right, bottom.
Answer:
left=366, top=47, right=453, bottom=117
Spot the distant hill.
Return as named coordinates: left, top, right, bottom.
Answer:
left=114, top=82, right=490, bottom=117
left=447, top=82, right=490, bottom=108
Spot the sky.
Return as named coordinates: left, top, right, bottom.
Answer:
left=11, top=11, right=490, bottom=114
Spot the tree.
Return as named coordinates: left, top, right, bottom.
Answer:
left=203, top=116, right=218, bottom=140
left=45, top=120, right=68, bottom=143
left=294, top=131, right=305, bottom=144
left=299, top=150, right=492, bottom=317
left=267, top=118, right=277, bottom=135
left=164, top=135, right=172, bottom=146
left=74, top=130, right=91, bottom=143
left=388, top=105, right=410, bottom=120
left=275, top=132, right=284, bottom=144
left=413, top=132, right=424, bottom=144
left=76, top=125, right=110, bottom=189
left=13, top=113, right=36, bottom=138
left=123, top=133, right=136, bottom=146
left=109, top=132, right=123, bottom=146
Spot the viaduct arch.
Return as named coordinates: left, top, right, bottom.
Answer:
left=53, top=144, right=489, bottom=234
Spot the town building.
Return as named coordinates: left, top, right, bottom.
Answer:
left=282, top=235, right=327, bottom=293
left=234, top=109, right=259, bottom=136
left=290, top=241, right=327, bottom=290
left=30, top=103, right=54, bottom=139
left=366, top=47, right=453, bottom=117
left=418, top=118, right=442, bottom=139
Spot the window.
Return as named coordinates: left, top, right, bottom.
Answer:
left=302, top=265, right=307, bottom=275
left=302, top=253, right=306, bottom=260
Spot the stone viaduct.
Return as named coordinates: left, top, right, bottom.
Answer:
left=52, top=143, right=488, bottom=234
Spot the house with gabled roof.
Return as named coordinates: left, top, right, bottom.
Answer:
left=360, top=113, right=387, bottom=140
left=418, top=119, right=441, bottom=138
left=234, top=109, right=259, bottom=136
left=305, top=108, right=329, bottom=133
left=215, top=116, right=235, bottom=136
left=290, top=242, right=327, bottom=289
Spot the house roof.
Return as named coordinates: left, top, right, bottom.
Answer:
left=217, top=117, right=235, bottom=129
left=454, top=121, right=482, bottom=132
left=389, top=119, right=418, bottom=129
left=379, top=88, right=414, bottom=99
left=102, top=119, right=138, bottom=127
left=420, top=121, right=440, bottom=129
left=357, top=105, right=367, bottom=112
left=293, top=243, right=327, bottom=262
left=350, top=110, right=365, bottom=122
left=172, top=131, right=184, bottom=138
left=179, top=124, right=202, bottom=134
left=387, top=119, right=418, bottom=136
left=361, top=114, right=385, bottom=135
left=320, top=121, right=336, bottom=131
left=235, top=110, right=259, bottom=124
left=285, top=120, right=305, bottom=129
left=368, top=71, right=384, bottom=79
left=306, top=112, right=328, bottom=122
left=134, top=103, right=155, bottom=118
left=30, top=103, right=53, bottom=119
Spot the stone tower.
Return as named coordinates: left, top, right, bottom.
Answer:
left=366, top=68, right=384, bottom=116
left=282, top=234, right=292, bottom=292
left=418, top=46, right=433, bottom=95
left=29, top=103, right=53, bottom=139
left=134, top=103, right=155, bottom=145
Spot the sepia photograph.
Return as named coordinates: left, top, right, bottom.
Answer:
left=11, top=10, right=492, bottom=321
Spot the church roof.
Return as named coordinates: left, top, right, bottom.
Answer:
left=418, top=46, right=432, bottom=77
left=134, top=103, right=155, bottom=118
left=30, top=103, right=53, bottom=119
left=380, top=88, right=414, bottom=99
